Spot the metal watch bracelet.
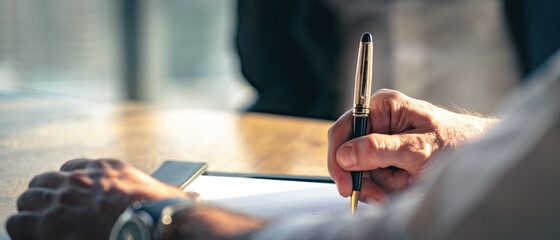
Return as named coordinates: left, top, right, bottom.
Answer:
left=109, top=198, right=197, bottom=240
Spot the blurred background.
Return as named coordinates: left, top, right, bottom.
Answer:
left=0, top=0, right=256, bottom=110
left=0, top=0, right=557, bottom=119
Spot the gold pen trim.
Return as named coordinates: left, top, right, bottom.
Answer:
left=352, top=40, right=373, bottom=118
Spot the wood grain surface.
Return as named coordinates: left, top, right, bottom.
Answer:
left=0, top=93, right=333, bottom=236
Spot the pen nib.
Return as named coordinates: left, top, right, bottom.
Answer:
left=351, top=191, right=359, bottom=215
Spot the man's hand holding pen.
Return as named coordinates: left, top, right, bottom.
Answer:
left=327, top=89, right=498, bottom=205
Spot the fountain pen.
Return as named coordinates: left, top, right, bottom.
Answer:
left=350, top=32, right=373, bottom=215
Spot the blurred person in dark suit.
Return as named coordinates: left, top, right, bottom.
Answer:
left=236, top=0, right=560, bottom=119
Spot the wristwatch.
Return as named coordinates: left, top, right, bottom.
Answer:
left=109, top=198, right=196, bottom=240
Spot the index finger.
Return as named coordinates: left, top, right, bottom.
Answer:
left=327, top=110, right=354, bottom=197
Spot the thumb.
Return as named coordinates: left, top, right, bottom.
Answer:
left=336, top=132, right=432, bottom=173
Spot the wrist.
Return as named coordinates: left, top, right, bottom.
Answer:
left=441, top=111, right=499, bottom=148
left=163, top=206, right=267, bottom=240
left=109, top=198, right=197, bottom=240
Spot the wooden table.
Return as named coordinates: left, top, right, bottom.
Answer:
left=0, top=93, right=333, bottom=237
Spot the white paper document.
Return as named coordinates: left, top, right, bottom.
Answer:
left=185, top=175, right=377, bottom=218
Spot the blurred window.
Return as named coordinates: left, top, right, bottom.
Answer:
left=0, top=0, right=255, bottom=110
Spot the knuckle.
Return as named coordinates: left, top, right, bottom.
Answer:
left=327, top=119, right=344, bottom=138
left=17, top=189, right=36, bottom=201
left=17, top=190, right=37, bottom=208
left=400, top=137, right=432, bottom=171
left=17, top=189, right=54, bottom=211
left=374, top=89, right=403, bottom=100
left=371, top=89, right=405, bottom=114
left=327, top=124, right=335, bottom=138
left=68, top=170, right=94, bottom=186
left=28, top=172, right=66, bottom=188
left=16, top=196, right=27, bottom=211
left=366, top=137, right=381, bottom=159
left=60, top=158, right=91, bottom=171
left=407, top=146, right=429, bottom=162
left=69, top=170, right=88, bottom=180
left=374, top=88, right=391, bottom=95
left=327, top=126, right=340, bottom=145
left=413, top=136, right=433, bottom=160
left=90, top=158, right=125, bottom=170
left=328, top=110, right=353, bottom=140
left=87, top=159, right=105, bottom=169
left=417, top=143, right=432, bottom=161
left=100, top=158, right=125, bottom=167
left=28, top=173, right=46, bottom=187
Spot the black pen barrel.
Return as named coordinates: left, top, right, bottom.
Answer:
left=351, top=116, right=368, bottom=191
left=352, top=116, right=368, bottom=139
left=351, top=171, right=362, bottom=191
left=350, top=32, right=373, bottom=214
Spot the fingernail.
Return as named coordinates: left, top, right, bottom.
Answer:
left=338, top=146, right=357, bottom=168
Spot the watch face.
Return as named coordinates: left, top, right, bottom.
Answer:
left=116, top=222, right=148, bottom=240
